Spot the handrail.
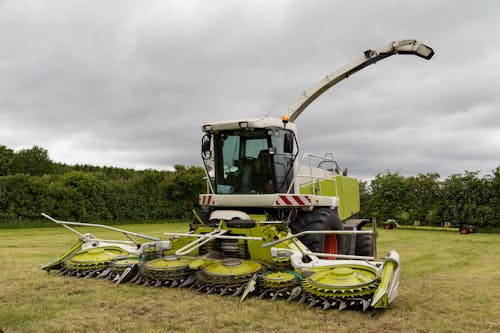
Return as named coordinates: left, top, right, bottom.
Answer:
left=289, top=153, right=339, bottom=195
left=264, top=219, right=378, bottom=261
left=174, top=229, right=228, bottom=256
left=41, top=213, right=161, bottom=246
left=164, top=232, right=263, bottom=241
left=301, top=250, right=375, bottom=261
left=262, top=229, right=373, bottom=248
left=263, top=229, right=377, bottom=260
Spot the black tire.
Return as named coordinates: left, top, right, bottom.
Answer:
left=190, top=208, right=211, bottom=231
left=192, top=208, right=210, bottom=224
left=355, top=233, right=374, bottom=257
left=290, top=208, right=343, bottom=254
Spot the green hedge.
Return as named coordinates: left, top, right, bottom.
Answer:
left=0, top=166, right=205, bottom=224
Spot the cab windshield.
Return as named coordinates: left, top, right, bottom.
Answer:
left=213, top=128, right=294, bottom=194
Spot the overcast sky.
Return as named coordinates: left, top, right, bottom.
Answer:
left=1, top=0, right=499, bottom=180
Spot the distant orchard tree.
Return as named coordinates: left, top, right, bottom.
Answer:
left=358, top=180, right=373, bottom=218
left=406, top=173, right=441, bottom=225
left=369, top=172, right=410, bottom=223
left=439, top=171, right=494, bottom=227
left=490, top=166, right=500, bottom=224
left=9, top=146, right=54, bottom=176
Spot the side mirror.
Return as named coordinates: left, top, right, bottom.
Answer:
left=202, top=135, right=212, bottom=158
left=284, top=132, right=294, bottom=153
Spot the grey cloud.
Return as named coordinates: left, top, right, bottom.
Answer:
left=1, top=0, right=499, bottom=178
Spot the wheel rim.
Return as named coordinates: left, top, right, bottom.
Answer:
left=324, top=235, right=338, bottom=260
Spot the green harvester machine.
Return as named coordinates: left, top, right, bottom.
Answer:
left=43, top=40, right=434, bottom=311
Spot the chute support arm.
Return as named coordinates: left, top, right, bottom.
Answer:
left=287, top=40, right=434, bottom=122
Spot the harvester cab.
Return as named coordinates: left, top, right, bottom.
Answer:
left=43, top=39, right=433, bottom=311
left=201, top=117, right=298, bottom=196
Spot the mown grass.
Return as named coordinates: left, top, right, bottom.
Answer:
left=0, top=224, right=499, bottom=333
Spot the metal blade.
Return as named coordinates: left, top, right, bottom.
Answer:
left=83, top=271, right=96, bottom=279
left=153, top=279, right=163, bottom=287
left=129, top=273, right=141, bottom=284
left=338, top=300, right=347, bottom=311
left=322, top=299, right=331, bottom=310
left=232, top=283, right=246, bottom=297
left=115, top=267, right=132, bottom=285
left=119, top=264, right=139, bottom=284
left=205, top=286, right=217, bottom=294
left=92, top=270, right=102, bottom=278
left=308, top=297, right=318, bottom=308
left=259, top=290, right=270, bottom=299
left=133, top=276, right=144, bottom=285
left=219, top=286, right=230, bottom=296
left=287, top=286, right=302, bottom=301
left=96, top=268, right=112, bottom=278
left=83, top=270, right=93, bottom=278
left=361, top=299, right=371, bottom=311
left=271, top=288, right=287, bottom=301
left=179, top=275, right=196, bottom=288
left=240, top=275, right=257, bottom=302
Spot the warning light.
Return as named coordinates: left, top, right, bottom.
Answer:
left=282, top=115, right=289, bottom=125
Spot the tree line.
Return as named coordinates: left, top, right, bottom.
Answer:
left=1, top=144, right=499, bottom=228
left=0, top=145, right=205, bottom=223
left=359, top=168, right=500, bottom=228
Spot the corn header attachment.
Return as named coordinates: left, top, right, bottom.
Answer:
left=43, top=213, right=399, bottom=310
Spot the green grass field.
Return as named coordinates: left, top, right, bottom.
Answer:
left=1, top=223, right=499, bottom=333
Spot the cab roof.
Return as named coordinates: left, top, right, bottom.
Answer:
left=201, top=117, right=297, bottom=133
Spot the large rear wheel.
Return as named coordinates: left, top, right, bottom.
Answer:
left=291, top=208, right=343, bottom=256
left=355, top=233, right=374, bottom=257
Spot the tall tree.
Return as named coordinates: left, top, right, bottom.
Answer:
left=9, top=146, right=54, bottom=176
left=439, top=171, right=494, bottom=227
left=369, top=172, right=409, bottom=223
left=358, top=180, right=373, bottom=218
left=406, top=173, right=441, bottom=225
left=490, top=166, right=500, bottom=224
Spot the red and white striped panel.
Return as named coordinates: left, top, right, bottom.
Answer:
left=274, top=194, right=312, bottom=207
left=199, top=194, right=215, bottom=207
